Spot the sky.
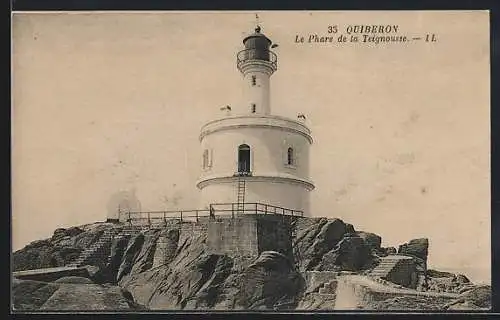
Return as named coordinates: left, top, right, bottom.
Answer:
left=12, top=11, right=490, bottom=283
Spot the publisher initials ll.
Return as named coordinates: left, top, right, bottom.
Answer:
left=425, top=34, right=437, bottom=42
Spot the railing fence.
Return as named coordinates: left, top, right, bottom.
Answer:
left=119, top=202, right=303, bottom=226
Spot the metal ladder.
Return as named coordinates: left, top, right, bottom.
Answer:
left=237, top=177, right=246, bottom=214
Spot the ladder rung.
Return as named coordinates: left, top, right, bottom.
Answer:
left=237, top=177, right=246, bottom=215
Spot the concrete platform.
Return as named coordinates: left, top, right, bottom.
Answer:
left=13, top=266, right=90, bottom=282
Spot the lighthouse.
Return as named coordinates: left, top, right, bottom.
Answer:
left=196, top=25, right=315, bottom=216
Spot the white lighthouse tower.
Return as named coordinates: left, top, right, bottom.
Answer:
left=196, top=25, right=315, bottom=216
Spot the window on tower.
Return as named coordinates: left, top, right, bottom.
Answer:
left=202, top=149, right=209, bottom=169
left=287, top=147, right=295, bottom=166
left=238, top=144, right=251, bottom=174
left=251, top=75, right=256, bottom=86
left=251, top=104, right=256, bottom=113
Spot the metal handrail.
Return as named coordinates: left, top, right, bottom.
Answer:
left=121, top=202, right=303, bottom=225
left=237, top=49, right=277, bottom=70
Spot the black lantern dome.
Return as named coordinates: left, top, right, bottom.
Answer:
left=237, top=26, right=277, bottom=71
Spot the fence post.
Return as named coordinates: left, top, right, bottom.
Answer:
left=163, top=211, right=166, bottom=224
left=128, top=210, right=131, bottom=226
left=180, top=211, right=183, bottom=223
left=231, top=203, right=235, bottom=219
left=148, top=212, right=151, bottom=226
left=255, top=203, right=258, bottom=215
left=196, top=210, right=199, bottom=223
left=264, top=204, right=267, bottom=215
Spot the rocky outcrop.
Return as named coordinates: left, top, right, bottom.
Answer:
left=12, top=278, right=61, bottom=310
left=426, top=269, right=474, bottom=294
left=384, top=247, right=397, bottom=255
left=118, top=232, right=302, bottom=310
left=292, top=218, right=375, bottom=273
left=235, top=251, right=304, bottom=310
left=355, top=231, right=382, bottom=251
left=396, top=238, right=429, bottom=290
left=427, top=269, right=470, bottom=281
left=12, top=277, right=139, bottom=311
left=366, top=295, right=455, bottom=310
left=13, top=239, right=82, bottom=271
left=12, top=218, right=489, bottom=311
left=398, top=238, right=429, bottom=263
left=13, top=224, right=120, bottom=272
left=119, top=229, right=213, bottom=309
left=318, top=235, right=372, bottom=272
left=51, top=227, right=84, bottom=242
left=443, top=285, right=491, bottom=310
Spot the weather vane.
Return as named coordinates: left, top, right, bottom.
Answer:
left=254, top=13, right=262, bottom=33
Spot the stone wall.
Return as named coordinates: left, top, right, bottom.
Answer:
left=205, top=214, right=294, bottom=259
left=179, top=221, right=209, bottom=245
left=206, top=215, right=259, bottom=256
left=386, top=256, right=418, bottom=289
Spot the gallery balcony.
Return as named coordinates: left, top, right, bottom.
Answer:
left=237, top=48, right=277, bottom=72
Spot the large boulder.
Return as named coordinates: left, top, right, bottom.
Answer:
left=426, top=271, right=474, bottom=294
left=293, top=218, right=328, bottom=269
left=39, top=283, right=134, bottom=310
left=12, top=278, right=61, bottom=310
left=318, top=235, right=371, bottom=271
left=12, top=240, right=83, bottom=271
left=116, top=233, right=146, bottom=282
left=398, top=238, right=429, bottom=290
left=121, top=231, right=218, bottom=309
left=398, top=238, right=429, bottom=262
left=443, top=285, right=491, bottom=310
left=142, top=253, right=234, bottom=310
left=355, top=231, right=381, bottom=251
left=127, top=229, right=161, bottom=276
left=14, top=223, right=120, bottom=272
left=295, top=218, right=351, bottom=270
left=385, top=247, right=397, bottom=255
left=457, top=285, right=491, bottom=308
left=51, top=227, right=84, bottom=242
left=234, top=251, right=304, bottom=310
left=427, top=269, right=470, bottom=283
left=107, top=235, right=132, bottom=283
left=12, top=278, right=136, bottom=311
left=124, top=248, right=304, bottom=311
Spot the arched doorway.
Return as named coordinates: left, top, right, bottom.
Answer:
left=238, top=144, right=251, bottom=175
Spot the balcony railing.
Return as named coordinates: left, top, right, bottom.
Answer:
left=237, top=49, right=277, bottom=70
left=120, top=202, right=303, bottom=226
